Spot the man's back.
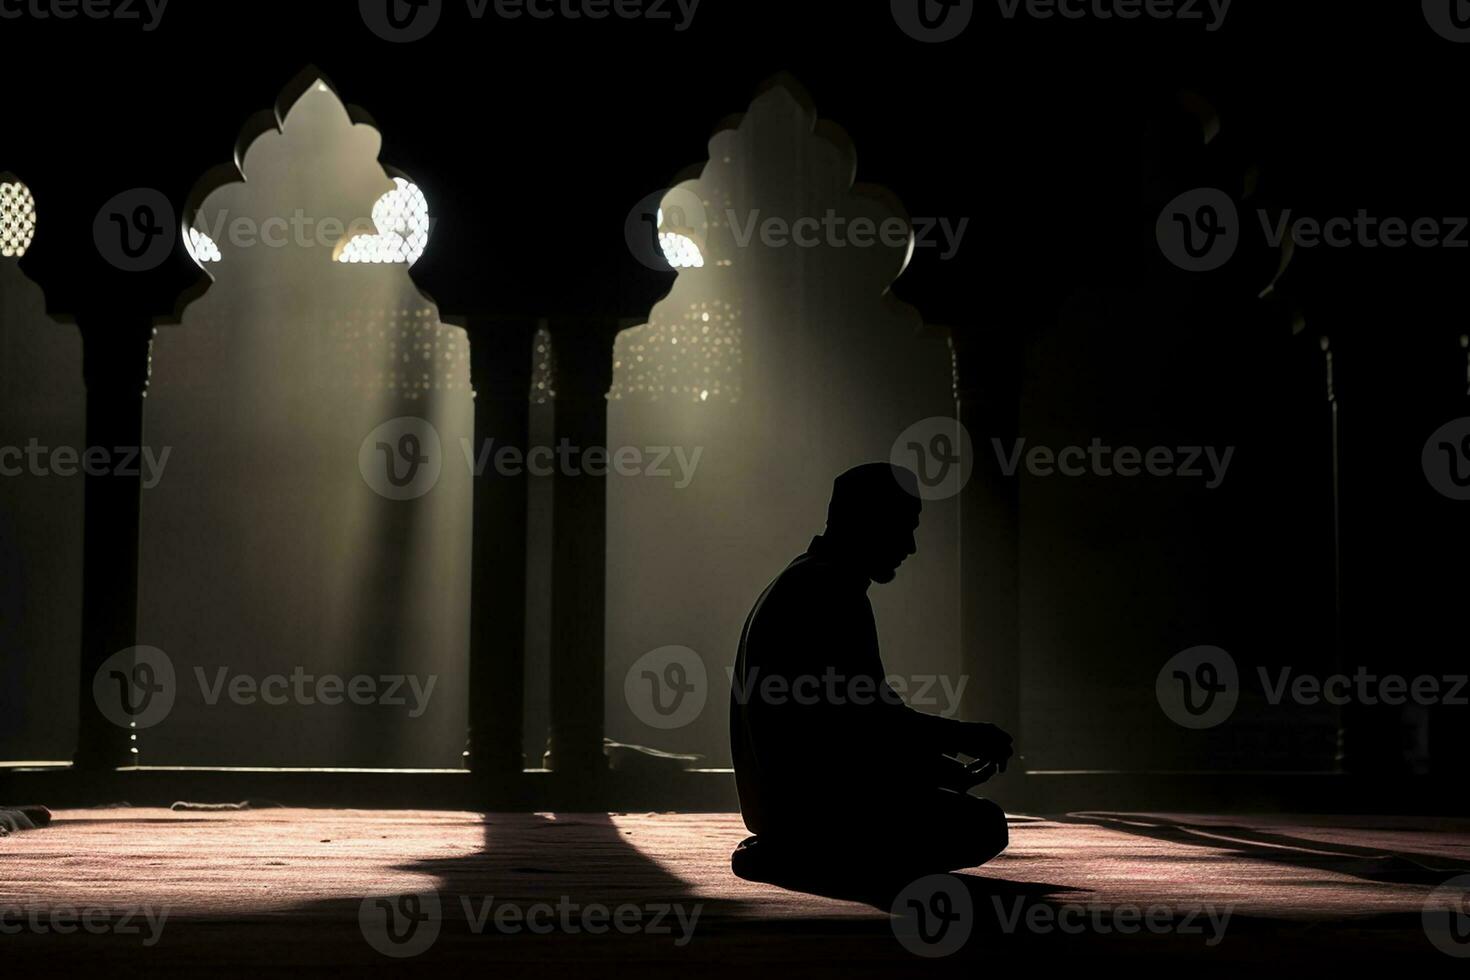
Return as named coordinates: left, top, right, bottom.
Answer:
left=730, top=537, right=915, bottom=836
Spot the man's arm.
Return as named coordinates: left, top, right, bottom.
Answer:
left=846, top=594, right=1015, bottom=770
left=869, top=682, right=1015, bottom=771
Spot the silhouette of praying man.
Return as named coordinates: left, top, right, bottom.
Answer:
left=730, top=462, right=1013, bottom=886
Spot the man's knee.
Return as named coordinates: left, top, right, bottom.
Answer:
left=978, top=797, right=1008, bottom=845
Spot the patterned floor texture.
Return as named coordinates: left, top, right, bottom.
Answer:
left=2, top=808, right=1468, bottom=975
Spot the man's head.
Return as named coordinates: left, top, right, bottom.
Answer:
left=824, top=463, right=922, bottom=584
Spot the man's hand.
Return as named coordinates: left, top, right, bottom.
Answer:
left=958, top=723, right=1015, bottom=773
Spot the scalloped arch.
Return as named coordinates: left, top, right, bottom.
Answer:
left=178, top=69, right=434, bottom=292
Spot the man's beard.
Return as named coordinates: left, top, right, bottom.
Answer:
left=870, top=565, right=899, bottom=585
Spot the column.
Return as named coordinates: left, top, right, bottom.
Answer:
left=464, top=316, right=538, bottom=778
left=542, top=316, right=621, bottom=775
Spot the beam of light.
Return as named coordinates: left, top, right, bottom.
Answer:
left=336, top=177, right=430, bottom=266
left=0, top=180, right=37, bottom=258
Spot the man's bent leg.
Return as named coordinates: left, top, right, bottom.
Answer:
left=731, top=791, right=1007, bottom=885
left=915, top=791, right=1008, bottom=872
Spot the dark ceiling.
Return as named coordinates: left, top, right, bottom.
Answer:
left=3, top=1, right=1465, bottom=330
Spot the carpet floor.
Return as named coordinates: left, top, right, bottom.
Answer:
left=2, top=808, right=1467, bottom=975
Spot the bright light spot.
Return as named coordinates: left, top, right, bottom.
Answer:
left=659, top=232, right=704, bottom=268
left=657, top=206, right=704, bottom=269
left=1, top=181, right=37, bottom=258
left=700, top=390, right=709, bottom=402
left=336, top=177, right=430, bottom=266
left=186, top=226, right=222, bottom=264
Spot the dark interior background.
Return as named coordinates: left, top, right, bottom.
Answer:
left=3, top=0, right=1466, bottom=775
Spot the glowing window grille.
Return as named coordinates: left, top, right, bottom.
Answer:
left=610, top=300, right=741, bottom=403
left=186, top=226, right=222, bottom=264
left=326, top=307, right=471, bottom=398
left=336, top=178, right=430, bottom=266
left=657, top=206, right=705, bottom=269
left=1, top=181, right=37, bottom=258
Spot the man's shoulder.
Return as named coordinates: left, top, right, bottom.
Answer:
left=758, top=552, right=860, bottom=611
